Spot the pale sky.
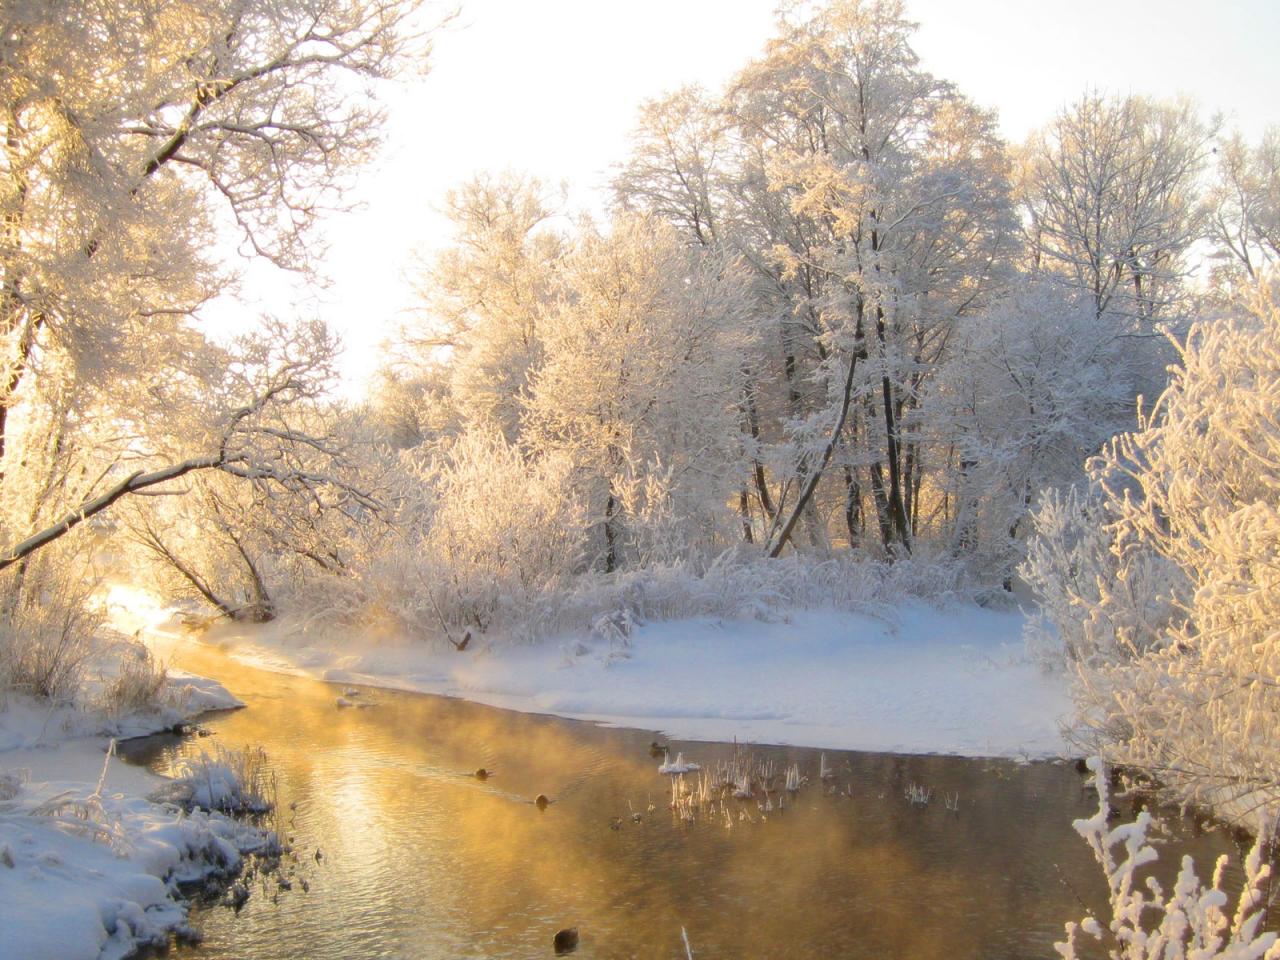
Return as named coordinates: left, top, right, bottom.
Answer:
left=211, top=0, right=1279, bottom=397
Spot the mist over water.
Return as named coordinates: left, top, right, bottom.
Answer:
left=121, top=644, right=1244, bottom=959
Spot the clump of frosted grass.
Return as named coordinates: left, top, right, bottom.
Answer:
left=100, top=640, right=169, bottom=716
left=784, top=763, right=804, bottom=793
left=1056, top=757, right=1278, bottom=960
left=170, top=745, right=275, bottom=815
left=0, top=593, right=101, bottom=701
left=904, top=782, right=932, bottom=806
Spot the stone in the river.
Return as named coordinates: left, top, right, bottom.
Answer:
left=553, top=927, right=579, bottom=954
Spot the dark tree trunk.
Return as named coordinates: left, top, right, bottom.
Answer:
left=739, top=486, right=754, bottom=544
left=604, top=490, right=619, bottom=574
left=842, top=464, right=862, bottom=547
left=876, top=306, right=910, bottom=552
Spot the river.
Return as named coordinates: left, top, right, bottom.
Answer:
left=118, top=642, right=1244, bottom=959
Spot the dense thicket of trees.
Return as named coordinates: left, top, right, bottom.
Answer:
left=382, top=0, right=1267, bottom=609
left=4, top=0, right=1278, bottom=802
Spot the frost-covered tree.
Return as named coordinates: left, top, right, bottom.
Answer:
left=121, top=355, right=388, bottom=625
left=524, top=215, right=758, bottom=570
left=1204, top=128, right=1280, bottom=286
left=404, top=172, right=566, bottom=440
left=0, top=320, right=379, bottom=572
left=0, top=0, right=429, bottom=640
left=718, top=0, right=1015, bottom=556
left=1021, top=94, right=1213, bottom=324
left=613, top=86, right=727, bottom=249
left=0, top=0, right=431, bottom=458
left=924, top=281, right=1138, bottom=582
left=1025, top=276, right=1280, bottom=821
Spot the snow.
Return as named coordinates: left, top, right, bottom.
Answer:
left=0, top=633, right=254, bottom=960
left=0, top=771, right=267, bottom=960
left=167, top=601, right=1074, bottom=759
left=0, top=667, right=241, bottom=755
left=658, top=752, right=700, bottom=774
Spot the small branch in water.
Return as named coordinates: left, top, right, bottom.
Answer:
left=682, top=926, right=694, bottom=959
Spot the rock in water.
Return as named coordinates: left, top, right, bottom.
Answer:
left=226, top=882, right=249, bottom=911
left=553, top=927, right=579, bottom=954
left=535, top=794, right=550, bottom=810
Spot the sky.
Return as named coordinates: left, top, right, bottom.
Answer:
left=212, top=0, right=1280, bottom=398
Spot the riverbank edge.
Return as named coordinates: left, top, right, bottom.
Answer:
left=145, top=600, right=1076, bottom=761
left=0, top=671, right=274, bottom=960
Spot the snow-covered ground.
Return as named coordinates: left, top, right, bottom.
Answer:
left=0, top=769, right=270, bottom=960
left=0, top=640, right=262, bottom=960
left=158, top=601, right=1074, bottom=759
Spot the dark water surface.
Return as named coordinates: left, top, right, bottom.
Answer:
left=119, top=643, right=1244, bottom=960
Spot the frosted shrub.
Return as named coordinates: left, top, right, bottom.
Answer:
left=405, top=431, right=588, bottom=639
left=1022, top=487, right=1187, bottom=669
left=515, top=551, right=970, bottom=645
left=171, top=745, right=274, bottom=815
left=1057, top=758, right=1278, bottom=960
left=1027, top=277, right=1280, bottom=821
left=0, top=586, right=102, bottom=701
left=615, top=461, right=696, bottom=568
left=100, top=640, right=168, bottom=717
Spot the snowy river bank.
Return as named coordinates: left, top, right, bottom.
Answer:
left=0, top=669, right=276, bottom=960
left=171, top=600, right=1074, bottom=759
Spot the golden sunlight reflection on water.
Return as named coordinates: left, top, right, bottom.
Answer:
left=118, top=642, right=1248, bottom=960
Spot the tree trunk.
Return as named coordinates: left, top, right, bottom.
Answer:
left=876, top=306, right=910, bottom=552
left=738, top=486, right=754, bottom=544
left=604, top=489, right=619, bottom=573
left=766, top=350, right=860, bottom=558
left=868, top=460, right=893, bottom=548
left=742, top=380, right=775, bottom=522
left=842, top=464, right=862, bottom=548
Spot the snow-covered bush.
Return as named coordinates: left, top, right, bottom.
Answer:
left=504, top=551, right=970, bottom=646
left=1057, top=758, right=1278, bottom=960
left=0, top=569, right=103, bottom=701
left=99, top=640, right=169, bottom=717
left=1022, top=487, right=1187, bottom=669
left=359, top=431, right=589, bottom=643
left=1028, top=276, right=1280, bottom=820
